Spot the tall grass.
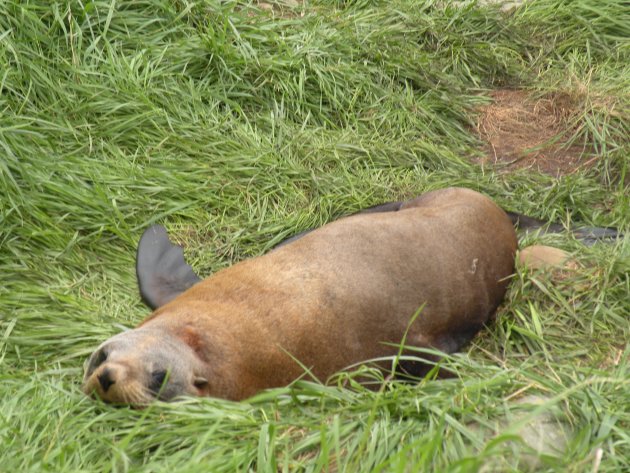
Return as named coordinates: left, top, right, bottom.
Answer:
left=1, top=0, right=628, bottom=471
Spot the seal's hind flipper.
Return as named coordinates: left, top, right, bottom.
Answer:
left=572, top=227, right=623, bottom=246
left=136, top=225, right=202, bottom=310
left=506, top=211, right=622, bottom=245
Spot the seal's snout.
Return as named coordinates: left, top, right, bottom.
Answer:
left=97, top=368, right=115, bottom=392
left=82, top=357, right=146, bottom=405
left=82, top=335, right=154, bottom=405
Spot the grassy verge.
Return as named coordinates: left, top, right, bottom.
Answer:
left=1, top=0, right=628, bottom=471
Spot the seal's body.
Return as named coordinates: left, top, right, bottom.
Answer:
left=83, top=188, right=517, bottom=403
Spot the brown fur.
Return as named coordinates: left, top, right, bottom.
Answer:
left=83, top=188, right=518, bottom=403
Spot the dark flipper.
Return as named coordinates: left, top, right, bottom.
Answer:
left=136, top=225, right=202, bottom=310
left=506, top=211, right=564, bottom=233
left=274, top=201, right=403, bottom=249
left=506, top=211, right=622, bottom=245
left=358, top=201, right=403, bottom=214
left=572, top=227, right=623, bottom=246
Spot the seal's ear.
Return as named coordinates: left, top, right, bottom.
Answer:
left=136, top=225, right=202, bottom=310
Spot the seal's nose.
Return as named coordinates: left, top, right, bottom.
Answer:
left=98, top=367, right=115, bottom=392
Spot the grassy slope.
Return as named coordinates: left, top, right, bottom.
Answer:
left=0, top=0, right=628, bottom=471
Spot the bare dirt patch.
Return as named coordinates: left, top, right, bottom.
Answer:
left=475, top=89, right=594, bottom=176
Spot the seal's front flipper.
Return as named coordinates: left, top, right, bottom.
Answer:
left=136, top=225, right=201, bottom=310
left=274, top=200, right=403, bottom=249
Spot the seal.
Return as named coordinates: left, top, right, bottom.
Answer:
left=83, top=187, right=622, bottom=404
left=83, top=187, right=519, bottom=404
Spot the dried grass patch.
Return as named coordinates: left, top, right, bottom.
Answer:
left=476, top=89, right=596, bottom=176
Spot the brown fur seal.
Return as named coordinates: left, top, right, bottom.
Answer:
left=82, top=186, right=622, bottom=404
left=83, top=187, right=519, bottom=404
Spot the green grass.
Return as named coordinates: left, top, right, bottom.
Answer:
left=1, top=0, right=628, bottom=471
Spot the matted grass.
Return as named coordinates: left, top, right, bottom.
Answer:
left=0, top=0, right=628, bottom=471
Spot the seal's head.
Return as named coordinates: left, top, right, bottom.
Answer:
left=82, top=328, right=209, bottom=405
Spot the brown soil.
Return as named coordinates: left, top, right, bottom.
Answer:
left=475, top=89, right=595, bottom=176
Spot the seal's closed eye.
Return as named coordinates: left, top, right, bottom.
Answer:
left=149, top=370, right=168, bottom=393
left=136, top=225, right=201, bottom=310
